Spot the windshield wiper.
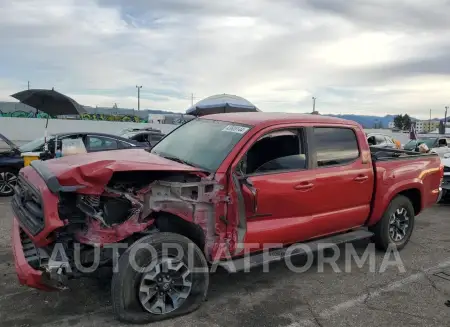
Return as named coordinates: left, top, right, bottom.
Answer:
left=160, top=154, right=196, bottom=167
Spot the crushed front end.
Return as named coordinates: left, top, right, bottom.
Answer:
left=11, top=161, right=224, bottom=291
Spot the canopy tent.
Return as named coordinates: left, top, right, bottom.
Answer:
left=186, top=94, right=260, bottom=116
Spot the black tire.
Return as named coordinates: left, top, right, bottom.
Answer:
left=0, top=171, right=18, bottom=197
left=111, top=232, right=209, bottom=324
left=370, top=195, right=415, bottom=251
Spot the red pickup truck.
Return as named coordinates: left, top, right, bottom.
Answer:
left=11, top=113, right=443, bottom=323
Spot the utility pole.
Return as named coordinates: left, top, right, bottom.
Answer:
left=136, top=85, right=142, bottom=111
left=27, top=81, right=30, bottom=90
left=312, top=97, right=316, bottom=112
left=445, top=106, right=448, bottom=124
left=191, top=93, right=195, bottom=106
left=429, top=109, right=432, bottom=132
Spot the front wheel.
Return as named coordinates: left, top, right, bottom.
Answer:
left=0, top=171, right=17, bottom=196
left=370, top=195, right=415, bottom=251
left=111, top=232, right=209, bottom=324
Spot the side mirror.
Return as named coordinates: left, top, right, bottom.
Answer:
left=236, top=160, right=246, bottom=177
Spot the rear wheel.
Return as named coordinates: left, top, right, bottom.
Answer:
left=0, top=171, right=17, bottom=196
left=111, top=232, right=209, bottom=324
left=370, top=195, right=415, bottom=251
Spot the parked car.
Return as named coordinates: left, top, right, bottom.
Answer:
left=403, top=135, right=450, bottom=155
left=0, top=132, right=143, bottom=196
left=366, top=133, right=399, bottom=148
left=118, top=127, right=166, bottom=148
left=439, top=153, right=450, bottom=202
left=11, top=113, right=442, bottom=323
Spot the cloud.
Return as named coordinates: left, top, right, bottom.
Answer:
left=0, top=0, right=449, bottom=119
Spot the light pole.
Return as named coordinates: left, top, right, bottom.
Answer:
left=445, top=106, right=448, bottom=125
left=312, top=97, right=316, bottom=112
left=136, top=85, right=142, bottom=111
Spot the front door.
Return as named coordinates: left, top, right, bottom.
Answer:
left=229, top=126, right=318, bottom=253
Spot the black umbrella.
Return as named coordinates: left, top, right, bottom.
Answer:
left=10, top=88, right=86, bottom=116
left=186, top=94, right=260, bottom=117
left=10, top=89, right=86, bottom=153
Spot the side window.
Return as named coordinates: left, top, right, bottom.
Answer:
left=385, top=136, right=394, bottom=144
left=132, top=133, right=147, bottom=143
left=313, top=127, right=359, bottom=167
left=87, top=136, right=118, bottom=151
left=375, top=135, right=386, bottom=145
left=149, top=134, right=164, bottom=146
left=243, top=129, right=307, bottom=175
left=118, top=141, right=133, bottom=149
left=149, top=134, right=163, bottom=142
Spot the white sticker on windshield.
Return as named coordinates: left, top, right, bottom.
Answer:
left=222, top=125, right=249, bottom=134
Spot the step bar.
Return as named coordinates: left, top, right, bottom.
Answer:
left=217, top=229, right=374, bottom=272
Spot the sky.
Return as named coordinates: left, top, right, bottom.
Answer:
left=1, top=0, right=450, bottom=119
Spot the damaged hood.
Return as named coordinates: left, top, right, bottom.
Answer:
left=35, top=148, right=205, bottom=189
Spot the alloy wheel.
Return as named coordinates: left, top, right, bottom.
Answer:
left=138, top=257, right=192, bottom=315
left=0, top=172, right=17, bottom=195
left=388, top=207, right=410, bottom=242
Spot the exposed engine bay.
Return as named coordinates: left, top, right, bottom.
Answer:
left=22, top=171, right=224, bottom=288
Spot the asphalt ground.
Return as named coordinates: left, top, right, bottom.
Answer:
left=1, top=197, right=450, bottom=327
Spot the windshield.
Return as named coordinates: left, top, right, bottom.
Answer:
left=18, top=136, right=50, bottom=152
left=403, top=138, right=436, bottom=150
left=151, top=119, right=251, bottom=171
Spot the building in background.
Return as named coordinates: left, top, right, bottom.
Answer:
left=415, top=119, right=440, bottom=133
left=388, top=121, right=395, bottom=129
left=147, top=114, right=166, bottom=123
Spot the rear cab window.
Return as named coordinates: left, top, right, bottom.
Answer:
left=313, top=127, right=360, bottom=167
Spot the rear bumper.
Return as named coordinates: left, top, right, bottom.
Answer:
left=11, top=217, right=55, bottom=291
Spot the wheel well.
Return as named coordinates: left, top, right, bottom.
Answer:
left=398, top=188, right=421, bottom=215
left=153, top=212, right=206, bottom=253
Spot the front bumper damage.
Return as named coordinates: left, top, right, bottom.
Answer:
left=11, top=217, right=67, bottom=290
left=12, top=163, right=227, bottom=291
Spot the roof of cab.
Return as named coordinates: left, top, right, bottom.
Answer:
left=200, top=112, right=358, bottom=127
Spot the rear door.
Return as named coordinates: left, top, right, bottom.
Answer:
left=309, top=126, right=374, bottom=236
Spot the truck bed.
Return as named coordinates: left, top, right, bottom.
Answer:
left=369, top=146, right=438, bottom=161
left=367, top=146, right=441, bottom=226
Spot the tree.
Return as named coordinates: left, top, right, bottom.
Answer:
left=393, top=114, right=412, bottom=130
left=402, top=114, right=411, bottom=130
left=394, top=115, right=404, bottom=129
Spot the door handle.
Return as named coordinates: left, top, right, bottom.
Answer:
left=354, top=175, right=369, bottom=182
left=294, top=182, right=314, bottom=190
